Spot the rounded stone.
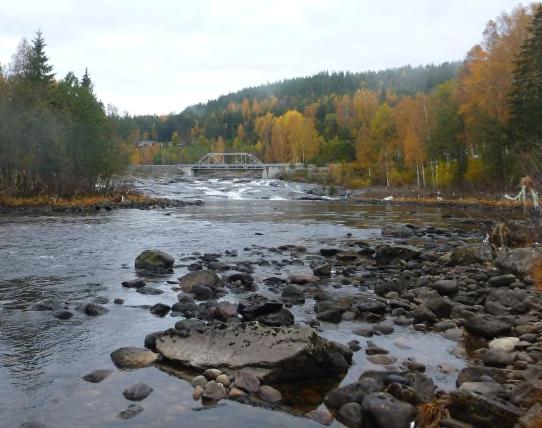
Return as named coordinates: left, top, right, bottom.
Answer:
left=191, top=375, right=208, bottom=388
left=203, top=368, right=222, bottom=380
left=216, top=374, right=230, bottom=386
left=258, top=385, right=282, bottom=403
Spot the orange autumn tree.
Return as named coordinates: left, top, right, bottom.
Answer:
left=394, top=94, right=428, bottom=186
left=268, top=111, right=321, bottom=163
left=457, top=4, right=536, bottom=182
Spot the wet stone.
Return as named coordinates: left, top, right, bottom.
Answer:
left=306, top=409, right=333, bottom=426
left=149, top=303, right=170, bottom=317
left=110, top=347, right=158, bottom=369
left=123, top=383, right=153, bottom=401
left=83, top=303, right=109, bottom=316
left=337, top=402, right=362, bottom=428
left=258, top=385, right=282, bottom=403
left=82, top=369, right=113, bottom=383
left=203, top=380, right=227, bottom=401
left=118, top=404, right=144, bottom=420
left=234, top=370, right=260, bottom=393
left=191, top=375, right=208, bottom=388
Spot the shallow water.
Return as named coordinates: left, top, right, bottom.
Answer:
left=0, top=176, right=490, bottom=427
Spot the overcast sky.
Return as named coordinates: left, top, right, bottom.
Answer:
left=0, top=0, right=522, bottom=115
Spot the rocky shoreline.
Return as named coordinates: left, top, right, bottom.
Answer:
left=28, top=221, right=542, bottom=427
left=0, top=197, right=203, bottom=214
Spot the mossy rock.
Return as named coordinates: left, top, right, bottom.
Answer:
left=135, top=250, right=174, bottom=271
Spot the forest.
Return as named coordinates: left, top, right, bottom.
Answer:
left=115, top=3, right=542, bottom=191
left=0, top=32, right=129, bottom=197
left=1, top=3, right=542, bottom=197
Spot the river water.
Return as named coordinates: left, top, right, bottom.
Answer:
left=0, top=176, right=488, bottom=427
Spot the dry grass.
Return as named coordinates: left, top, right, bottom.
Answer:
left=415, top=395, right=451, bottom=428
left=531, top=256, right=542, bottom=293
left=387, top=196, right=537, bottom=210
left=0, top=192, right=153, bottom=208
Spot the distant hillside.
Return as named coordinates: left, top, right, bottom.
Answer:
left=114, top=62, right=460, bottom=144
left=187, top=63, right=460, bottom=117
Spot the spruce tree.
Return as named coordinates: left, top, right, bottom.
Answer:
left=81, top=67, right=92, bottom=90
left=26, top=30, right=54, bottom=83
left=509, top=5, right=542, bottom=153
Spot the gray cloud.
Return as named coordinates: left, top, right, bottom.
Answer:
left=0, top=0, right=520, bottom=114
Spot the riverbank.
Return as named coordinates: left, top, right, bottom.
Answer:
left=280, top=169, right=540, bottom=212
left=0, top=193, right=202, bottom=214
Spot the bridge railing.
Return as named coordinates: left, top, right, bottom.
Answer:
left=192, top=152, right=265, bottom=169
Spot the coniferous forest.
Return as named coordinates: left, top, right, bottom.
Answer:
left=0, top=32, right=129, bottom=197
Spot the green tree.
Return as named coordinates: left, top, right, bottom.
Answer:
left=26, top=30, right=54, bottom=83
left=509, top=5, right=542, bottom=157
left=428, top=81, right=466, bottom=185
left=81, top=67, right=92, bottom=89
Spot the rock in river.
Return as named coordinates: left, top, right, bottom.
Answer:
left=179, top=270, right=222, bottom=293
left=288, top=272, right=319, bottom=285
left=83, top=369, right=113, bottom=383
left=449, top=244, right=492, bottom=266
left=495, top=247, right=542, bottom=277
left=110, top=346, right=158, bottom=369
left=155, top=323, right=352, bottom=383
left=449, top=388, right=521, bottom=428
left=123, top=383, right=153, bottom=401
left=374, top=245, right=421, bottom=266
left=135, top=249, right=174, bottom=271
left=362, top=392, right=415, bottom=428
left=464, top=315, right=511, bottom=339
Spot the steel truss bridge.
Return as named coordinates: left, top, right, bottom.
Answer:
left=191, top=153, right=265, bottom=172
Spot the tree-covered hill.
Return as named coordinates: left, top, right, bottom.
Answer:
left=114, top=63, right=460, bottom=145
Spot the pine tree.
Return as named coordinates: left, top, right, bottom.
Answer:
left=509, top=5, right=542, bottom=153
left=26, top=30, right=54, bottom=83
left=81, top=67, right=92, bottom=90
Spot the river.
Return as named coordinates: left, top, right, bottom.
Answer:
left=0, top=176, right=489, bottom=427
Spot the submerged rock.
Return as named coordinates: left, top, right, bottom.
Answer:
left=123, top=383, right=153, bottom=401
left=83, top=369, right=113, bottom=383
left=135, top=250, right=174, bottom=271
left=118, top=404, right=144, bottom=420
left=155, top=323, right=351, bottom=383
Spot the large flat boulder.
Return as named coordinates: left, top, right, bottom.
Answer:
left=155, top=323, right=351, bottom=383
